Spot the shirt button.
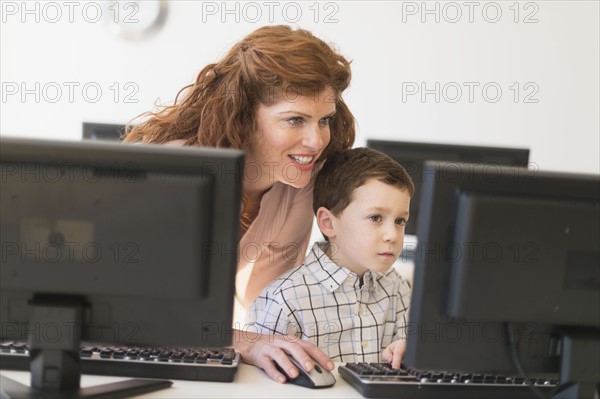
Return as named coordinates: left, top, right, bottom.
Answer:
left=361, top=342, right=368, bottom=348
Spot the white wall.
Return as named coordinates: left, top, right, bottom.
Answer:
left=1, top=0, right=598, bottom=174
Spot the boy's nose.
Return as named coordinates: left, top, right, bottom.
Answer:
left=383, top=225, right=398, bottom=243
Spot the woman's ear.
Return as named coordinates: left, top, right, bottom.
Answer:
left=316, top=206, right=336, bottom=239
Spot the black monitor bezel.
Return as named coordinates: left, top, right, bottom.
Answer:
left=82, top=122, right=130, bottom=142
left=405, top=160, right=599, bottom=377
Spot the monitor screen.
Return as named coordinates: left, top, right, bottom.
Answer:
left=0, top=137, right=244, bottom=396
left=405, top=161, right=600, bottom=397
left=367, top=140, right=530, bottom=237
left=82, top=122, right=129, bottom=141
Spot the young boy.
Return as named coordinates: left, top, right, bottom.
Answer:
left=246, top=147, right=414, bottom=368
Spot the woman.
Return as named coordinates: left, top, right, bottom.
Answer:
left=124, top=25, right=355, bottom=383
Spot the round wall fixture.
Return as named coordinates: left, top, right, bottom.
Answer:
left=105, top=1, right=168, bottom=41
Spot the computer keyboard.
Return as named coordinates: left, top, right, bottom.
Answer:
left=0, top=341, right=239, bottom=382
left=339, top=362, right=559, bottom=399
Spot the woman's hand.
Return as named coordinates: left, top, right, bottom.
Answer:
left=233, top=330, right=334, bottom=383
left=381, top=340, right=406, bottom=369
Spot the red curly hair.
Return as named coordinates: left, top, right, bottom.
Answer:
left=124, top=25, right=356, bottom=230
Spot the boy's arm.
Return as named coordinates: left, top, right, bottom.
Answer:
left=394, top=277, right=412, bottom=341
left=383, top=277, right=413, bottom=368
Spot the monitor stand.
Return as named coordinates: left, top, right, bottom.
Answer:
left=552, top=330, right=600, bottom=399
left=0, top=295, right=172, bottom=399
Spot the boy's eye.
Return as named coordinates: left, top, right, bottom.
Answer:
left=396, top=218, right=407, bottom=226
left=369, top=215, right=383, bottom=222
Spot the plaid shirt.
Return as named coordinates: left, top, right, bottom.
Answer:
left=246, top=242, right=411, bottom=362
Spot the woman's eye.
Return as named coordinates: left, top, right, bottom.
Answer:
left=287, top=117, right=303, bottom=125
left=319, top=117, right=333, bottom=126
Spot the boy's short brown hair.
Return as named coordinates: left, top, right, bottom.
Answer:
left=313, top=147, right=415, bottom=216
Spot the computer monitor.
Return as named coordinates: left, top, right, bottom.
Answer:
left=405, top=161, right=600, bottom=398
left=82, top=122, right=129, bottom=141
left=367, top=140, right=530, bottom=237
left=0, top=137, right=244, bottom=397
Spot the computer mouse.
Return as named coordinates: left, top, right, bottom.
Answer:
left=275, top=355, right=336, bottom=389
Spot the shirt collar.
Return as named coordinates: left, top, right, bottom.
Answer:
left=305, top=242, right=392, bottom=293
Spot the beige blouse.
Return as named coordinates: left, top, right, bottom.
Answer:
left=236, top=175, right=315, bottom=308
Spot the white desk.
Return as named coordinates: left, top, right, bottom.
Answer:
left=1, top=362, right=363, bottom=398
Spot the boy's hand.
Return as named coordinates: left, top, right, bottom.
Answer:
left=381, top=340, right=406, bottom=369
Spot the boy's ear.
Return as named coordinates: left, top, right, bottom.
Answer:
left=316, top=206, right=336, bottom=239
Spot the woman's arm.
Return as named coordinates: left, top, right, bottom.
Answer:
left=232, top=329, right=334, bottom=383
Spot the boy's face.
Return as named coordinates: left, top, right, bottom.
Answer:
left=326, top=178, right=411, bottom=277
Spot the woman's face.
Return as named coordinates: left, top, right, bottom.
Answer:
left=246, top=87, right=336, bottom=190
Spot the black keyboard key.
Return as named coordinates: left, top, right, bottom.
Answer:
left=182, top=351, right=197, bottom=363
left=222, top=351, right=235, bottom=365
left=80, top=347, right=94, bottom=357
left=99, top=348, right=113, bottom=358
left=125, top=349, right=139, bottom=359
left=389, top=369, right=409, bottom=376
left=150, top=348, right=161, bottom=357
left=157, top=350, right=172, bottom=362
left=11, top=344, right=27, bottom=353
left=169, top=351, right=185, bottom=362
left=1, top=342, right=14, bottom=352
left=514, top=377, right=525, bottom=384
left=195, top=352, right=209, bottom=363
left=345, top=363, right=366, bottom=374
